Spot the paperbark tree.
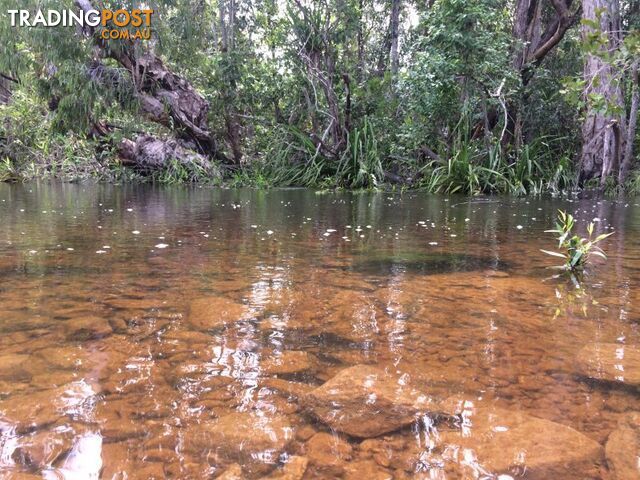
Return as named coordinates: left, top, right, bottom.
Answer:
left=579, top=0, right=627, bottom=186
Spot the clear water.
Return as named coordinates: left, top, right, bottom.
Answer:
left=0, top=183, right=639, bottom=479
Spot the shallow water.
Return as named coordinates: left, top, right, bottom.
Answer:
left=0, top=184, right=639, bottom=479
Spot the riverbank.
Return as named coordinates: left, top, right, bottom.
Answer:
left=2, top=151, right=640, bottom=197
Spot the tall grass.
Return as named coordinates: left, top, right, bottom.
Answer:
left=240, top=117, right=383, bottom=189
left=418, top=135, right=576, bottom=195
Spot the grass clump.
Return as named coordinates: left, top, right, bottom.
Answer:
left=541, top=210, right=613, bottom=272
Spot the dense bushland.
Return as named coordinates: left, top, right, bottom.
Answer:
left=0, top=0, right=638, bottom=194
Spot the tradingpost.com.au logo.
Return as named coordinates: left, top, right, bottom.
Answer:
left=7, top=8, right=154, bottom=40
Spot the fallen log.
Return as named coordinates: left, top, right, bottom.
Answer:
left=75, top=0, right=226, bottom=161
left=116, top=134, right=212, bottom=173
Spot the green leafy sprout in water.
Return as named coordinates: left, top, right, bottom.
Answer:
left=541, top=210, right=613, bottom=271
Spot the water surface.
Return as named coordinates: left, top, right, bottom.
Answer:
left=0, top=184, right=639, bottom=479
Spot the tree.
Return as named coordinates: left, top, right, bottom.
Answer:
left=579, top=0, right=634, bottom=186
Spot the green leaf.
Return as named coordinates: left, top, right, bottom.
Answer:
left=540, top=249, right=567, bottom=259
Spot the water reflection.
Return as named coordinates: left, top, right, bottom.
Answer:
left=0, top=184, right=639, bottom=478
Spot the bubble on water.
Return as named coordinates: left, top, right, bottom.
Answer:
left=429, top=242, right=438, bottom=246
left=155, top=244, right=169, bottom=249
left=326, top=229, right=336, bottom=233
left=450, top=234, right=457, bottom=238
left=96, top=250, right=107, bottom=254
left=251, top=225, right=257, bottom=228
left=267, top=230, right=274, bottom=235
left=132, top=230, right=140, bottom=235
left=67, top=248, right=74, bottom=251
left=516, top=225, right=523, bottom=230
left=127, top=208, right=133, bottom=212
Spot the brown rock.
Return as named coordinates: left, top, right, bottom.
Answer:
left=344, top=460, right=393, bottom=480
left=440, top=399, right=604, bottom=479
left=295, top=425, right=317, bottom=442
left=605, top=412, right=640, bottom=480
left=188, top=297, right=249, bottom=330
left=64, top=316, right=113, bottom=341
left=281, top=456, right=309, bottom=479
left=34, top=346, right=90, bottom=370
left=11, top=428, right=75, bottom=469
left=262, top=378, right=315, bottom=399
left=217, top=463, right=243, bottom=479
left=305, top=365, right=435, bottom=438
left=137, top=462, right=166, bottom=479
left=262, top=455, right=309, bottom=480
left=0, top=353, right=31, bottom=381
left=0, top=382, right=97, bottom=433
left=306, top=432, right=352, bottom=474
left=577, top=343, right=640, bottom=388
left=261, top=351, right=316, bottom=376
left=106, top=298, right=165, bottom=310
left=184, top=411, right=293, bottom=476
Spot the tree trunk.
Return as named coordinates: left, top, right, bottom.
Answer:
left=0, top=78, right=11, bottom=104
left=619, top=60, right=639, bottom=184
left=0, top=73, right=17, bottom=104
left=75, top=0, right=222, bottom=160
left=579, top=0, right=626, bottom=186
left=478, top=0, right=579, bottom=144
left=390, top=0, right=402, bottom=76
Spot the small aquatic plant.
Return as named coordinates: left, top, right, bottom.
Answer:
left=541, top=210, right=613, bottom=271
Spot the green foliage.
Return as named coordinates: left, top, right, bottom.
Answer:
left=0, top=0, right=637, bottom=190
left=401, top=0, right=516, bottom=148
left=417, top=133, right=575, bottom=195
left=541, top=210, right=613, bottom=272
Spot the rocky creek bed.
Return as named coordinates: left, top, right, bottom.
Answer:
left=1, top=186, right=639, bottom=479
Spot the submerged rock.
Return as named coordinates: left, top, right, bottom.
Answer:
left=605, top=412, right=640, bottom=480
left=262, top=378, right=315, bottom=399
left=0, top=353, right=31, bottom=381
left=305, top=432, right=352, bottom=475
left=0, top=382, right=98, bottom=433
left=261, top=456, right=309, bottom=480
left=305, top=365, right=435, bottom=438
left=344, top=460, right=392, bottom=480
left=64, top=316, right=113, bottom=341
left=439, top=398, right=604, bottom=479
left=577, top=343, right=640, bottom=388
left=261, top=351, right=316, bottom=376
left=11, top=428, right=76, bottom=470
left=184, top=411, right=293, bottom=476
left=188, top=297, right=248, bottom=330
left=217, top=463, right=243, bottom=480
